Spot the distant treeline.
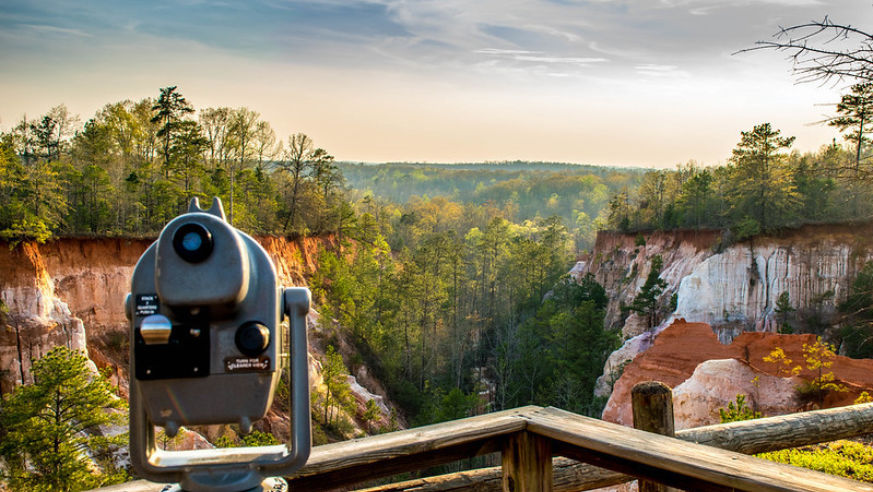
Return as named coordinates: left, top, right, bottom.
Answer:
left=607, top=84, right=872, bottom=237
left=339, top=162, right=644, bottom=250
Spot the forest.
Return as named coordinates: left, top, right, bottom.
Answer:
left=0, top=86, right=624, bottom=427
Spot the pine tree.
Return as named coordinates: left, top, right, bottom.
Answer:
left=829, top=83, right=873, bottom=172
left=151, top=86, right=194, bottom=175
left=320, top=345, right=354, bottom=428
left=630, top=255, right=668, bottom=329
left=0, top=346, right=127, bottom=491
left=730, top=123, right=797, bottom=232
left=775, top=291, right=795, bottom=334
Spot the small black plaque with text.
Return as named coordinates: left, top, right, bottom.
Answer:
left=135, top=294, right=159, bottom=317
left=225, top=356, right=271, bottom=373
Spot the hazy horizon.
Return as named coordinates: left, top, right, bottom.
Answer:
left=1, top=0, right=868, bottom=168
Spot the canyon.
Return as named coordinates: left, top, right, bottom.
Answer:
left=577, top=222, right=873, bottom=428
left=5, top=221, right=873, bottom=442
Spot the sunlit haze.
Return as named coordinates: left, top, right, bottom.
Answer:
left=0, top=0, right=868, bottom=168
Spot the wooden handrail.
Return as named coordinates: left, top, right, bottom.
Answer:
left=532, top=406, right=869, bottom=491
left=357, top=402, right=873, bottom=492
left=96, top=402, right=873, bottom=492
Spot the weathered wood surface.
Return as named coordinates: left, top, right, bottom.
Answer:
left=501, top=431, right=552, bottom=492
left=358, top=402, right=873, bottom=492
left=529, top=406, right=873, bottom=492
left=285, top=406, right=534, bottom=490
left=632, top=382, right=678, bottom=492
left=678, top=401, right=873, bottom=454
left=357, top=458, right=628, bottom=492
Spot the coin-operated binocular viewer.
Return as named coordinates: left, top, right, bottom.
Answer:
left=125, top=198, right=311, bottom=492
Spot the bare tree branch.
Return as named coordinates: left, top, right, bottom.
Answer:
left=737, top=15, right=873, bottom=84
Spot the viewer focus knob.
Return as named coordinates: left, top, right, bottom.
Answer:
left=235, top=322, right=270, bottom=356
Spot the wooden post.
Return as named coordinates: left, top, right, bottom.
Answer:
left=632, top=381, right=677, bottom=492
left=502, top=431, right=553, bottom=492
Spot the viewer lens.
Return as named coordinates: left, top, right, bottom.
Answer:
left=182, top=232, right=202, bottom=252
left=173, top=223, right=213, bottom=263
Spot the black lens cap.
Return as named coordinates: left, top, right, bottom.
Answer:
left=172, top=223, right=213, bottom=263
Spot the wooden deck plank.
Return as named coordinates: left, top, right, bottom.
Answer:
left=527, top=407, right=873, bottom=492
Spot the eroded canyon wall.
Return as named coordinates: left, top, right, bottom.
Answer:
left=0, top=236, right=332, bottom=391
left=580, top=223, right=873, bottom=342
left=582, top=223, right=873, bottom=427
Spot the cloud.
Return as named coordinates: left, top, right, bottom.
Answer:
left=634, top=63, right=690, bottom=78
left=0, top=0, right=859, bottom=82
left=475, top=48, right=542, bottom=55
left=514, top=55, right=607, bottom=65
left=22, top=23, right=92, bottom=37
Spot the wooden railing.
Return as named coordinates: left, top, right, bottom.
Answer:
left=290, top=403, right=873, bottom=492
left=98, top=384, right=873, bottom=492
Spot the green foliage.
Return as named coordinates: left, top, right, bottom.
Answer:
left=339, top=161, right=642, bottom=250
left=0, top=136, right=65, bottom=243
left=312, top=194, right=613, bottom=423
left=0, top=87, right=351, bottom=241
left=759, top=440, right=873, bottom=483
left=829, top=83, right=873, bottom=170
left=839, top=261, right=873, bottom=357
left=316, top=345, right=355, bottom=428
left=415, top=386, right=480, bottom=426
left=629, top=255, right=668, bottom=329
left=500, top=276, right=617, bottom=416
left=0, top=346, right=128, bottom=491
left=361, top=399, right=382, bottom=434
left=730, top=123, right=798, bottom=232
left=214, top=430, right=279, bottom=448
left=719, top=394, right=761, bottom=423
left=775, top=291, right=795, bottom=334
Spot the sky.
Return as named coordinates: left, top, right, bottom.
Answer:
left=0, top=0, right=869, bottom=168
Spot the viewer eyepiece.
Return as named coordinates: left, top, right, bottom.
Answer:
left=173, top=222, right=214, bottom=263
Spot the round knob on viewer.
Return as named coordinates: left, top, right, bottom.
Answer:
left=235, top=321, right=270, bottom=356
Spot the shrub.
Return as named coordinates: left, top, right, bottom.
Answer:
left=759, top=441, right=873, bottom=483
left=719, top=394, right=761, bottom=423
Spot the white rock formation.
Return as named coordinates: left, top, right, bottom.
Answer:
left=673, top=242, right=869, bottom=342
left=1, top=267, right=90, bottom=390
left=672, top=358, right=797, bottom=430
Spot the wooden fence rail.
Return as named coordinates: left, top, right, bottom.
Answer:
left=359, top=396, right=873, bottom=492
left=97, top=386, right=873, bottom=492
